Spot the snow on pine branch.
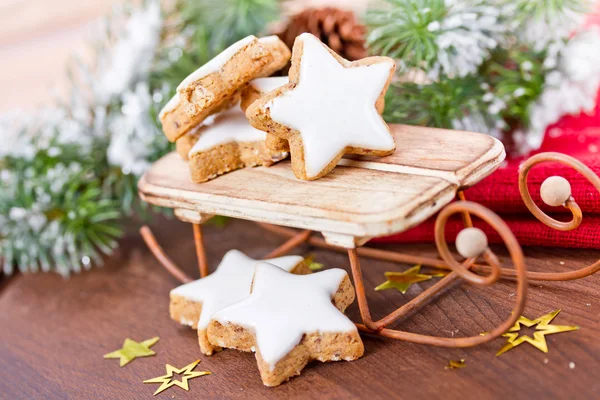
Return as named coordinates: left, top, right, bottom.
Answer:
left=517, top=27, right=600, bottom=152
left=94, top=1, right=162, bottom=105
left=428, top=0, right=506, bottom=79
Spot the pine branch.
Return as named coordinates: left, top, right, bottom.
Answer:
left=0, top=0, right=283, bottom=276
left=1, top=151, right=122, bottom=276
left=501, top=0, right=589, bottom=23
left=151, top=0, right=279, bottom=99
left=179, top=0, right=279, bottom=52
left=499, top=0, right=591, bottom=48
left=366, top=0, right=505, bottom=78
left=366, top=0, right=446, bottom=69
left=383, top=75, right=503, bottom=135
left=481, top=47, right=547, bottom=128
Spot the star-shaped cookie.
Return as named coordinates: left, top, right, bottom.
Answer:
left=207, top=262, right=363, bottom=387
left=169, top=250, right=308, bottom=355
left=185, top=107, right=289, bottom=183
left=160, top=35, right=290, bottom=142
left=246, top=33, right=396, bottom=180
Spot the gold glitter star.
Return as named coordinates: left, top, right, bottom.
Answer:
left=374, top=265, right=432, bottom=294
left=103, top=337, right=159, bottom=367
left=143, top=360, right=211, bottom=395
left=496, top=309, right=579, bottom=356
left=445, top=359, right=466, bottom=370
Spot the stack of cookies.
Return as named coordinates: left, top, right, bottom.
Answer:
left=159, top=35, right=293, bottom=183
left=161, top=32, right=397, bottom=183
left=169, top=250, right=364, bottom=387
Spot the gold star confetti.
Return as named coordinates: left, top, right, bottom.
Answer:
left=375, top=265, right=432, bottom=294
left=445, top=359, right=466, bottom=370
left=143, top=360, right=211, bottom=395
left=496, top=309, right=579, bottom=356
left=428, top=268, right=451, bottom=277
left=103, top=337, right=159, bottom=367
left=304, top=254, right=324, bottom=271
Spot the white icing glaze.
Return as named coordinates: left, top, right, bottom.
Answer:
left=258, top=35, right=280, bottom=45
left=163, top=35, right=278, bottom=117
left=212, top=262, right=357, bottom=368
left=189, top=107, right=266, bottom=155
left=170, top=250, right=303, bottom=329
left=159, top=93, right=181, bottom=119
left=180, top=317, right=195, bottom=327
left=184, top=111, right=220, bottom=138
left=250, top=77, right=289, bottom=93
left=177, top=35, right=257, bottom=90
left=266, top=33, right=395, bottom=178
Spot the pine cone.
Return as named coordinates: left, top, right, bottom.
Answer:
left=278, top=7, right=367, bottom=61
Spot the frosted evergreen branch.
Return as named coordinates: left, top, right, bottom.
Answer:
left=383, top=76, right=506, bottom=136
left=178, top=0, right=279, bottom=53
left=0, top=0, right=280, bottom=276
left=498, top=0, right=591, bottom=49
left=366, top=0, right=506, bottom=78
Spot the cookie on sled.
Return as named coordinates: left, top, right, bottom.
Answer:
left=247, top=33, right=396, bottom=180
left=185, top=107, right=288, bottom=183
left=169, top=250, right=309, bottom=355
left=160, top=35, right=291, bottom=142
left=241, top=77, right=290, bottom=153
left=174, top=111, right=222, bottom=161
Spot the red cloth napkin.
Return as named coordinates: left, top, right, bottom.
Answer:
left=375, top=214, right=600, bottom=249
left=376, top=91, right=600, bottom=249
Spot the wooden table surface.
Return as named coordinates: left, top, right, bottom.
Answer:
left=1, top=218, right=599, bottom=399
left=2, top=1, right=600, bottom=398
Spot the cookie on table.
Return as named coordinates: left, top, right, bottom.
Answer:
left=186, top=107, right=288, bottom=183
left=207, top=262, right=363, bottom=387
left=241, top=77, right=290, bottom=152
left=159, top=35, right=291, bottom=142
left=246, top=33, right=397, bottom=181
left=169, top=250, right=310, bottom=355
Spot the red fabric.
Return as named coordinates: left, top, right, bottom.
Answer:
left=463, top=102, right=600, bottom=215
left=376, top=91, right=600, bottom=249
left=375, top=215, right=600, bottom=249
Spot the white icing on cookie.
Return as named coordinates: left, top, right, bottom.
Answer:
left=186, top=111, right=220, bottom=137
left=258, top=35, right=280, bottom=45
left=250, top=77, right=289, bottom=94
left=171, top=250, right=303, bottom=329
left=212, top=262, right=357, bottom=368
left=189, top=107, right=267, bottom=156
left=178, top=35, right=257, bottom=90
left=159, top=93, right=181, bottom=119
left=266, top=33, right=395, bottom=178
left=162, top=35, right=280, bottom=118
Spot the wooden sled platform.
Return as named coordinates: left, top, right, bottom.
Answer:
left=139, top=124, right=505, bottom=247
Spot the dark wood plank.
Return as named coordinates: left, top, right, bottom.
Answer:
left=1, top=218, right=599, bottom=399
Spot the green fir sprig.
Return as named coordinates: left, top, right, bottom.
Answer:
left=482, top=48, right=547, bottom=128
left=383, top=76, right=493, bottom=129
left=367, top=0, right=592, bottom=140
left=0, top=0, right=281, bottom=276
left=367, top=0, right=447, bottom=67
